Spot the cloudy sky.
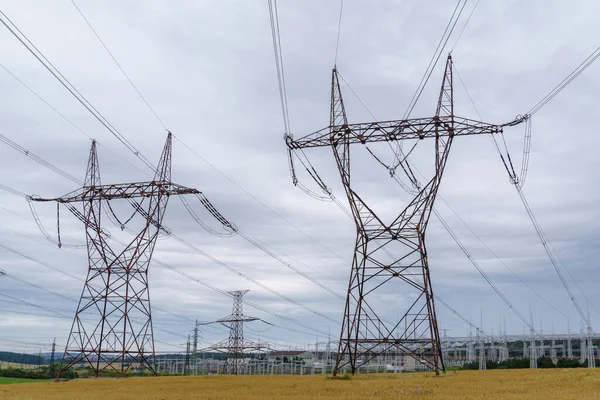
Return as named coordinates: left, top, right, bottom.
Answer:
left=0, top=0, right=598, bottom=357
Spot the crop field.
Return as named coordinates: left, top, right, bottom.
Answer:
left=1, top=369, right=600, bottom=399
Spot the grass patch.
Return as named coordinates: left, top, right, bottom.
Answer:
left=0, top=376, right=50, bottom=385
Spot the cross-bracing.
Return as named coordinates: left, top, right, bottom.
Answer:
left=29, top=133, right=199, bottom=376
left=206, top=290, right=267, bottom=374
left=286, top=55, right=525, bottom=376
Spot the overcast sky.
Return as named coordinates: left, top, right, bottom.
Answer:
left=0, top=0, right=599, bottom=356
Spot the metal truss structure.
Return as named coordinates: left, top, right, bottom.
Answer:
left=207, top=290, right=266, bottom=374
left=30, top=133, right=199, bottom=376
left=286, top=56, right=508, bottom=376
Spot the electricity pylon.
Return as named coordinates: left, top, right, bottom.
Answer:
left=30, top=133, right=199, bottom=376
left=286, top=55, right=508, bottom=376
left=207, top=290, right=265, bottom=374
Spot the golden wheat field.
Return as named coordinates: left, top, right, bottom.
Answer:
left=2, top=369, right=600, bottom=400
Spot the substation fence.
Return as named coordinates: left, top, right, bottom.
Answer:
left=153, top=358, right=426, bottom=376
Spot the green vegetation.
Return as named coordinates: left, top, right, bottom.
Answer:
left=0, top=351, right=44, bottom=365
left=0, top=363, right=78, bottom=380
left=461, top=357, right=587, bottom=370
left=0, top=376, right=49, bottom=385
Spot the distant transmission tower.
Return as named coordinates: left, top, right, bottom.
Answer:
left=192, top=320, right=200, bottom=374
left=29, top=133, right=200, bottom=376
left=478, top=327, right=485, bottom=370
left=587, top=325, right=595, bottom=368
left=529, top=308, right=537, bottom=369
left=50, top=338, right=56, bottom=365
left=286, top=55, right=508, bottom=376
left=207, top=290, right=265, bottom=374
left=185, top=334, right=191, bottom=375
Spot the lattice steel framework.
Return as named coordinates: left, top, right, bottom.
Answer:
left=208, top=290, right=264, bottom=374
left=30, top=133, right=199, bottom=376
left=286, top=56, right=505, bottom=376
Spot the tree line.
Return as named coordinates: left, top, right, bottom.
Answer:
left=461, top=357, right=590, bottom=370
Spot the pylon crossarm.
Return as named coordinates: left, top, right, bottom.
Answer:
left=287, top=116, right=504, bottom=149
left=29, top=181, right=199, bottom=203
left=217, top=316, right=260, bottom=323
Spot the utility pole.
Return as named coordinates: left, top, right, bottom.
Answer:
left=567, top=318, right=573, bottom=360
left=467, top=316, right=474, bottom=363
left=286, top=55, right=511, bottom=377
left=185, top=335, right=191, bottom=375
left=29, top=133, right=200, bottom=377
left=442, top=328, right=449, bottom=366
left=50, top=338, right=56, bottom=365
left=529, top=307, right=537, bottom=369
left=551, top=322, right=557, bottom=360
left=478, top=313, right=486, bottom=371
left=539, top=314, right=544, bottom=358
left=193, top=320, right=199, bottom=375
left=490, top=327, right=495, bottom=362
left=586, top=307, right=595, bottom=368
left=580, top=320, right=586, bottom=365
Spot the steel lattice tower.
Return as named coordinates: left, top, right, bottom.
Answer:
left=221, top=290, right=257, bottom=374
left=30, top=133, right=199, bottom=376
left=207, top=290, right=265, bottom=374
left=286, top=56, right=506, bottom=376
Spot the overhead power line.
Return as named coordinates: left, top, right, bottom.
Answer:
left=1, top=181, right=334, bottom=339
left=437, top=197, right=578, bottom=325
left=66, top=0, right=349, bottom=302
left=268, top=0, right=291, bottom=136
left=0, top=220, right=307, bottom=347
left=334, top=0, right=344, bottom=66
left=449, top=0, right=481, bottom=52
left=434, top=208, right=542, bottom=338
left=402, top=0, right=468, bottom=120
left=70, top=0, right=168, bottom=131
left=0, top=9, right=155, bottom=171
left=0, top=5, right=346, bottom=344
left=528, top=45, right=600, bottom=116
left=0, top=8, right=341, bottom=329
left=0, top=63, right=150, bottom=176
left=0, top=133, right=80, bottom=184
left=334, top=68, right=566, bottom=335
left=455, top=54, right=599, bottom=328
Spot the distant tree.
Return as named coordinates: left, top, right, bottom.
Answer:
left=0, top=364, right=77, bottom=380
left=461, top=361, right=479, bottom=370
left=556, top=358, right=581, bottom=368
left=485, top=360, right=499, bottom=370
left=537, top=356, right=555, bottom=369
left=503, top=358, right=529, bottom=369
left=0, top=351, right=43, bottom=365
